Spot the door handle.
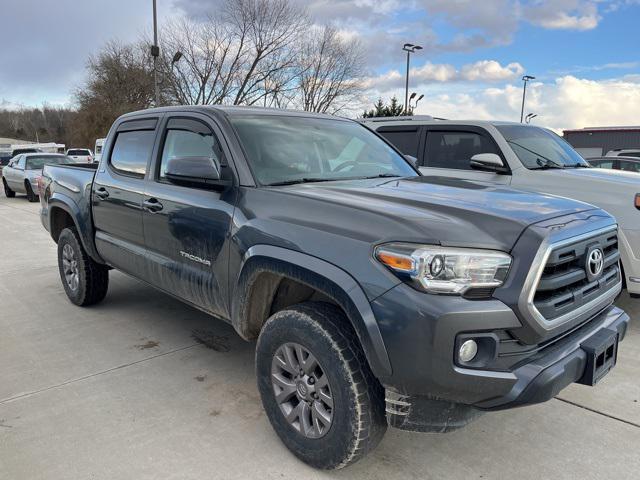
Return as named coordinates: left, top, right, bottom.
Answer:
left=143, top=198, right=164, bottom=212
left=95, top=188, right=109, bottom=199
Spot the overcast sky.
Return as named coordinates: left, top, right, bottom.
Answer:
left=1, top=0, right=639, bottom=130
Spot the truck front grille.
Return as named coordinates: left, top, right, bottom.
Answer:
left=533, top=229, right=620, bottom=322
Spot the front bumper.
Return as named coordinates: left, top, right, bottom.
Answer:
left=371, top=282, right=629, bottom=430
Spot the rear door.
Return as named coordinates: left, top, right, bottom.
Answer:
left=92, top=117, right=160, bottom=279
left=419, top=126, right=511, bottom=185
left=142, top=113, right=236, bottom=318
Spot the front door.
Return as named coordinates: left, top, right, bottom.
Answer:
left=142, top=115, right=236, bottom=318
left=419, top=127, right=511, bottom=185
left=92, top=117, right=160, bottom=278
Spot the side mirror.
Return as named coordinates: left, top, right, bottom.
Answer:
left=470, top=153, right=508, bottom=174
left=404, top=155, right=418, bottom=167
left=165, top=156, right=228, bottom=189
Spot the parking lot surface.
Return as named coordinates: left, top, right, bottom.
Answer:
left=1, top=191, right=639, bottom=480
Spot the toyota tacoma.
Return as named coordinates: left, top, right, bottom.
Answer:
left=40, top=106, right=629, bottom=469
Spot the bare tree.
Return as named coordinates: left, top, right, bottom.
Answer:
left=159, top=0, right=308, bottom=107
left=296, top=26, right=365, bottom=114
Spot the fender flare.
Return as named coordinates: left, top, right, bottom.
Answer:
left=234, top=245, right=392, bottom=378
left=48, top=193, right=105, bottom=264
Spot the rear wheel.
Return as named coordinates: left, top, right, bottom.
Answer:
left=3, top=178, right=15, bottom=198
left=25, top=181, right=38, bottom=202
left=57, top=227, right=109, bottom=306
left=256, top=302, right=387, bottom=469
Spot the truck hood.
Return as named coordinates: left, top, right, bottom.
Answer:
left=270, top=176, right=599, bottom=252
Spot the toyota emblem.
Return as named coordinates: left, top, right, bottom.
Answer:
left=587, top=248, right=604, bottom=279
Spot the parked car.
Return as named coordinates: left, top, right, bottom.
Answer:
left=94, top=138, right=105, bottom=163
left=363, top=117, right=640, bottom=298
left=40, top=106, right=629, bottom=469
left=606, top=148, right=640, bottom=158
left=66, top=148, right=94, bottom=163
left=0, top=153, right=12, bottom=176
left=2, top=153, right=72, bottom=201
left=589, top=156, right=640, bottom=173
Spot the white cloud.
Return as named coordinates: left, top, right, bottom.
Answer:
left=460, top=60, right=524, bottom=81
left=523, top=0, right=601, bottom=30
left=399, top=75, right=640, bottom=131
left=362, top=60, right=524, bottom=91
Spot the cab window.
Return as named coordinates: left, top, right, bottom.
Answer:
left=424, top=130, right=499, bottom=170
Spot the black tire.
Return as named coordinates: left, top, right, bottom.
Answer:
left=256, top=302, right=387, bottom=470
left=25, top=181, right=38, bottom=202
left=57, top=227, right=109, bottom=306
left=3, top=178, right=15, bottom=198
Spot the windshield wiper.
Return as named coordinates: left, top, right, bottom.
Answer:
left=531, top=157, right=564, bottom=170
left=359, top=173, right=402, bottom=179
left=264, top=177, right=337, bottom=186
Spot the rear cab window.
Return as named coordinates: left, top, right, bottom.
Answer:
left=109, top=118, right=158, bottom=177
left=377, top=126, right=420, bottom=158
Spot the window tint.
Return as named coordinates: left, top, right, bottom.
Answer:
left=110, top=130, right=155, bottom=176
left=619, top=160, right=640, bottom=172
left=425, top=131, right=498, bottom=170
left=590, top=159, right=614, bottom=169
left=377, top=128, right=420, bottom=157
left=159, top=119, right=222, bottom=180
left=67, top=149, right=90, bottom=155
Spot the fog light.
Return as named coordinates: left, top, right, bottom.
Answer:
left=459, top=340, right=478, bottom=363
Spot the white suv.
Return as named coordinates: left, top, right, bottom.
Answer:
left=363, top=117, right=640, bottom=297
left=606, top=149, right=640, bottom=158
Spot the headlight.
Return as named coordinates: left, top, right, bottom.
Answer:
left=375, top=243, right=512, bottom=295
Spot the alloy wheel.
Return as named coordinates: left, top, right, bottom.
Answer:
left=271, top=342, right=334, bottom=439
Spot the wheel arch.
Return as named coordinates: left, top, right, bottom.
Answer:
left=232, top=245, right=392, bottom=378
left=48, top=195, right=105, bottom=264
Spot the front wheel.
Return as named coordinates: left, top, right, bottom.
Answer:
left=256, top=302, right=387, bottom=470
left=57, top=227, right=109, bottom=306
left=25, top=181, right=38, bottom=202
left=3, top=178, right=15, bottom=198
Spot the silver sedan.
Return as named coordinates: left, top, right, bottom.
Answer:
left=2, top=153, right=73, bottom=202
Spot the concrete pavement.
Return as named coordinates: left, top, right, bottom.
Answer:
left=1, top=190, right=639, bottom=479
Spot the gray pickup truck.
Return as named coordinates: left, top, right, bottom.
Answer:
left=40, top=106, right=629, bottom=469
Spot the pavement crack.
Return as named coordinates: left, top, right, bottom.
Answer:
left=555, top=397, right=640, bottom=429
left=0, top=343, right=201, bottom=405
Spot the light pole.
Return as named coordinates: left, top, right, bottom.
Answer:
left=402, top=43, right=422, bottom=115
left=151, top=0, right=160, bottom=106
left=520, top=75, right=535, bottom=123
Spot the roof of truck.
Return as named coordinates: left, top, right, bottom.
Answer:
left=119, top=105, right=349, bottom=122
left=359, top=117, right=524, bottom=127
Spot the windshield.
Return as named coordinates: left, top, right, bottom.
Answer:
left=26, top=155, right=72, bottom=170
left=230, top=115, right=417, bottom=185
left=497, top=125, right=590, bottom=169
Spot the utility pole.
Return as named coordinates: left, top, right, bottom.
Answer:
left=151, top=0, right=160, bottom=106
left=520, top=75, right=535, bottom=123
left=402, top=44, right=422, bottom=115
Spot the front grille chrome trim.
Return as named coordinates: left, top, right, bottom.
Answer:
left=519, top=225, right=622, bottom=331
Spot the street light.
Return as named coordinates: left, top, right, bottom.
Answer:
left=402, top=43, right=423, bottom=115
left=410, top=93, right=424, bottom=110
left=525, top=113, right=538, bottom=124
left=171, top=51, right=183, bottom=65
left=151, top=0, right=160, bottom=106
left=520, top=75, right=535, bottom=123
